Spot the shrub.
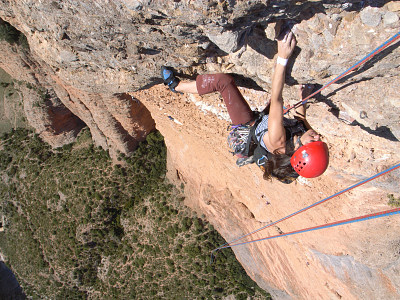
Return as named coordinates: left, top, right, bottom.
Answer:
left=388, top=194, right=400, bottom=207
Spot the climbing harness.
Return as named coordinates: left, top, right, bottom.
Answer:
left=227, top=123, right=254, bottom=158
left=227, top=112, right=266, bottom=167
left=211, top=162, right=400, bottom=261
left=283, top=30, right=400, bottom=114
left=227, top=113, right=308, bottom=171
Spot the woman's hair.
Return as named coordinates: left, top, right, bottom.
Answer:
left=262, top=137, right=299, bottom=182
left=260, top=104, right=306, bottom=183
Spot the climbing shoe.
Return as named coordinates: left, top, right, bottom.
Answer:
left=161, top=66, right=181, bottom=93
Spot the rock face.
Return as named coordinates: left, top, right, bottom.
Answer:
left=1, top=1, right=399, bottom=299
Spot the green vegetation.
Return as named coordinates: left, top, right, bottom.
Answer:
left=0, top=19, right=29, bottom=49
left=388, top=194, right=400, bottom=207
left=0, top=128, right=269, bottom=299
left=0, top=68, right=28, bottom=134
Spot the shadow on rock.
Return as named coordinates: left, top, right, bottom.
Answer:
left=231, top=73, right=265, bottom=91
left=336, top=39, right=400, bottom=85
left=313, top=84, right=399, bottom=142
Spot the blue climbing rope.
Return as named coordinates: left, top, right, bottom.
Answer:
left=213, top=162, right=399, bottom=253
left=216, top=207, right=400, bottom=250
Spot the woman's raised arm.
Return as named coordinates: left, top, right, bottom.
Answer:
left=264, top=30, right=297, bottom=153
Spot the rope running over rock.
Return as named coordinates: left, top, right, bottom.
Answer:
left=284, top=31, right=400, bottom=114
left=211, top=162, right=400, bottom=261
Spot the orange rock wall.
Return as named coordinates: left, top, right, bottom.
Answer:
left=132, top=83, right=400, bottom=299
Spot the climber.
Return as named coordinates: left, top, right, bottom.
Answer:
left=161, top=29, right=329, bottom=183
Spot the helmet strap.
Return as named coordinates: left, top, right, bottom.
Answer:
left=294, top=135, right=303, bottom=149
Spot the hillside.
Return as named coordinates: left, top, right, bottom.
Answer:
left=0, top=128, right=268, bottom=298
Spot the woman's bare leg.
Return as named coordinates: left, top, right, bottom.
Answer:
left=175, top=81, right=198, bottom=94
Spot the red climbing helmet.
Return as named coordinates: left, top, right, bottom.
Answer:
left=290, top=141, right=329, bottom=178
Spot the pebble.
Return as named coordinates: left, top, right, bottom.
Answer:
left=360, top=7, right=382, bottom=27
left=124, top=0, right=143, bottom=11
left=383, top=11, right=399, bottom=26
left=59, top=50, right=78, bottom=62
left=330, top=14, right=342, bottom=22
left=206, top=29, right=243, bottom=53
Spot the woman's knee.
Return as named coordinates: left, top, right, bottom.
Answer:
left=215, top=73, right=235, bottom=90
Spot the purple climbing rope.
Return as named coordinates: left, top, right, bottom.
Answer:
left=214, top=163, right=400, bottom=252
left=211, top=162, right=399, bottom=257
left=217, top=207, right=400, bottom=249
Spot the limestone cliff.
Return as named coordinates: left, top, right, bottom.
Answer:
left=1, top=1, right=399, bottom=299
